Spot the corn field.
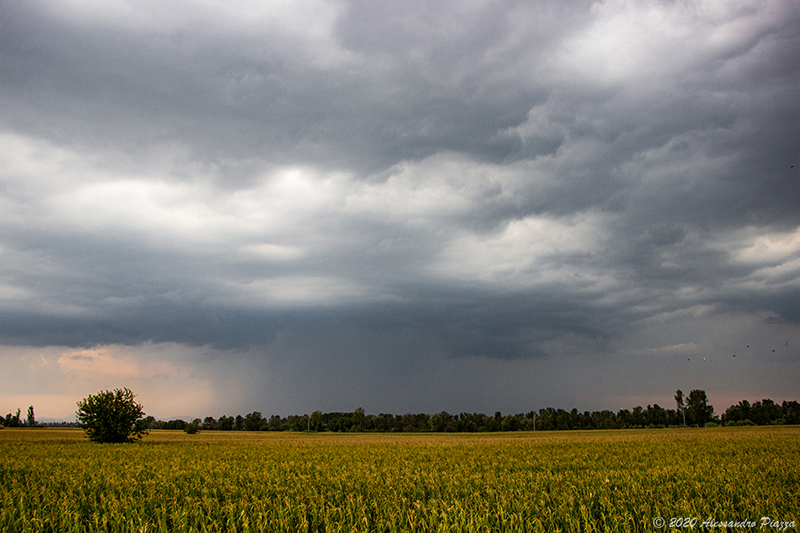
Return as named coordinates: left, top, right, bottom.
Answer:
left=1, top=427, right=798, bottom=532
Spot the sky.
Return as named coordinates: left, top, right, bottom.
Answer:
left=1, top=0, right=798, bottom=421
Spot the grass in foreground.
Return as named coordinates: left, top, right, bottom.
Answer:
left=1, top=427, right=798, bottom=532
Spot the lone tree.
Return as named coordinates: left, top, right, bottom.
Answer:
left=76, top=388, right=147, bottom=443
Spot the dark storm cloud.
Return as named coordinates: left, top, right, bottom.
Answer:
left=0, top=0, right=565, bottom=175
left=1, top=0, right=799, bottom=415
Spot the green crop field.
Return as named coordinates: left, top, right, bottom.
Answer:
left=1, top=427, right=798, bottom=532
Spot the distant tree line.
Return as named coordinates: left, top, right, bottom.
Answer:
left=4, top=391, right=798, bottom=431
left=139, top=392, right=800, bottom=433
left=721, top=399, right=799, bottom=426
left=1, top=406, right=37, bottom=428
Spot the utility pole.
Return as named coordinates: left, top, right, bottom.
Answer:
left=675, top=389, right=687, bottom=427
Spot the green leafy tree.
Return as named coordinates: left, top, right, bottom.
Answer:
left=783, top=401, right=800, bottom=425
left=218, top=415, right=234, bottom=431
left=311, top=410, right=323, bottom=431
left=185, top=419, right=201, bottom=434
left=4, top=409, right=22, bottom=428
left=686, top=389, right=714, bottom=426
left=750, top=399, right=783, bottom=425
left=430, top=411, right=452, bottom=432
left=723, top=400, right=751, bottom=425
left=268, top=415, right=284, bottom=431
left=26, top=406, right=36, bottom=427
left=646, top=404, right=667, bottom=427
left=354, top=407, right=365, bottom=432
left=76, top=388, right=147, bottom=443
left=244, top=411, right=263, bottom=431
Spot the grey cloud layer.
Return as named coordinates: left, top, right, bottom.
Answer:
left=3, top=0, right=559, bottom=172
left=1, top=0, right=799, bottom=373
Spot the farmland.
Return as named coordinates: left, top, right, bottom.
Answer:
left=1, top=427, right=798, bottom=532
